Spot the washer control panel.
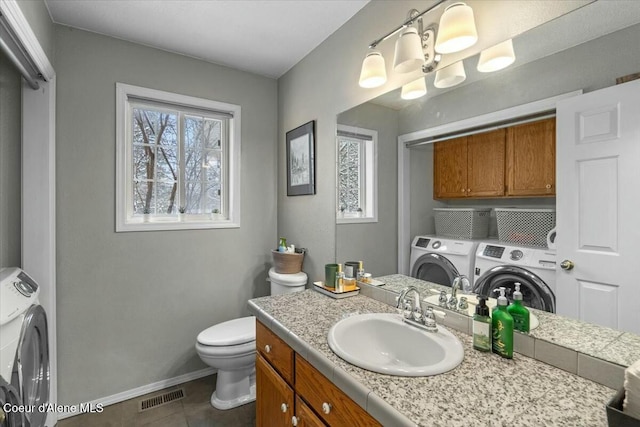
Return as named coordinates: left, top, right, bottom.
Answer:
left=0, top=267, right=40, bottom=326
left=483, top=245, right=506, bottom=259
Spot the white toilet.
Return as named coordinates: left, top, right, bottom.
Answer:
left=195, top=268, right=307, bottom=409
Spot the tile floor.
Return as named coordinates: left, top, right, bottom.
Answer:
left=56, top=375, right=255, bottom=427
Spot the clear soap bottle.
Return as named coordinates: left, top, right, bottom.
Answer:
left=473, top=297, right=491, bottom=352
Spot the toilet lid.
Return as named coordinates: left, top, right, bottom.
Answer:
left=268, top=267, right=308, bottom=285
left=197, top=316, right=256, bottom=346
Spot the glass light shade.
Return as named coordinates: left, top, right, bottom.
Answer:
left=393, top=27, right=424, bottom=73
left=401, top=77, right=427, bottom=100
left=435, top=3, right=478, bottom=54
left=359, top=51, right=387, bottom=88
left=477, top=39, right=516, bottom=73
left=434, top=61, right=466, bottom=88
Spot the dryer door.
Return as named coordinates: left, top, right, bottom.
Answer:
left=0, top=376, right=26, bottom=427
left=473, top=265, right=556, bottom=313
left=11, top=305, right=49, bottom=427
left=410, top=253, right=459, bottom=287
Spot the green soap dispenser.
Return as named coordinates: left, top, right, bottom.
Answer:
left=507, top=282, right=530, bottom=333
left=492, top=287, right=514, bottom=359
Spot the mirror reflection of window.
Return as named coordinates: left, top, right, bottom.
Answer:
left=336, top=125, right=377, bottom=223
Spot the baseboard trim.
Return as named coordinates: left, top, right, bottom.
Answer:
left=57, top=367, right=216, bottom=420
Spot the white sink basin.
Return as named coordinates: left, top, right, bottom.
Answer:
left=327, top=313, right=464, bottom=377
left=423, top=293, right=539, bottom=330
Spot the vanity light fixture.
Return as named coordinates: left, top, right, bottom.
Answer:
left=434, top=2, right=478, bottom=54
left=434, top=60, right=466, bottom=88
left=477, top=39, right=516, bottom=72
left=358, top=0, right=478, bottom=100
left=359, top=50, right=387, bottom=88
left=401, top=77, right=427, bottom=100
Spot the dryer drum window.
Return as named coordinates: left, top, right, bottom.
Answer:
left=411, top=253, right=459, bottom=287
left=12, top=304, right=49, bottom=427
left=474, top=268, right=556, bottom=313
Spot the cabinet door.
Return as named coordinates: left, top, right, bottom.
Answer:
left=433, top=136, right=467, bottom=199
left=467, top=128, right=505, bottom=197
left=256, top=353, right=294, bottom=427
left=295, top=355, right=381, bottom=426
left=506, top=118, right=556, bottom=196
left=294, top=396, right=326, bottom=427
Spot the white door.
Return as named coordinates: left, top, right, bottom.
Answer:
left=556, top=79, right=640, bottom=334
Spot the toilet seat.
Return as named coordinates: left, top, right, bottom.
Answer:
left=197, top=316, right=256, bottom=346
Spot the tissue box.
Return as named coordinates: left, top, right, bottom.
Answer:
left=607, top=388, right=640, bottom=427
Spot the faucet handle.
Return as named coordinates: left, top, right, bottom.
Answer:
left=438, top=290, right=448, bottom=307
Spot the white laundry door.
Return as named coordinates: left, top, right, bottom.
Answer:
left=556, top=79, right=640, bottom=334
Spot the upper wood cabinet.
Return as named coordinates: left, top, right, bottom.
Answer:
left=433, top=118, right=555, bottom=199
left=433, top=129, right=505, bottom=199
left=506, top=118, right=556, bottom=196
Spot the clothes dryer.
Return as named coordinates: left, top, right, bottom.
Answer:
left=473, top=242, right=557, bottom=312
left=409, top=235, right=480, bottom=287
left=0, top=268, right=50, bottom=427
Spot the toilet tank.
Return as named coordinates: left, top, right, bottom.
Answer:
left=268, top=267, right=307, bottom=295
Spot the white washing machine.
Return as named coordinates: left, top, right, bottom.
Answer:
left=473, top=242, right=557, bottom=312
left=0, top=267, right=50, bottom=427
left=409, top=235, right=480, bottom=287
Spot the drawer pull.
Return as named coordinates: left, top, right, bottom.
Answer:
left=265, top=344, right=271, bottom=353
left=281, top=403, right=288, bottom=413
left=291, top=416, right=299, bottom=426
left=322, top=402, right=332, bottom=414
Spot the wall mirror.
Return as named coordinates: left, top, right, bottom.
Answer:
left=336, top=1, right=640, bottom=367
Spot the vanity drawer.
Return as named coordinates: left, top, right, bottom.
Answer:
left=256, top=320, right=294, bottom=384
left=295, top=354, right=381, bottom=427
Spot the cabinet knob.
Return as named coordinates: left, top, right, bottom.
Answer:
left=264, top=344, right=271, bottom=353
left=546, top=184, right=552, bottom=189
left=291, top=416, right=299, bottom=426
left=461, top=188, right=466, bottom=193
left=322, top=402, right=332, bottom=414
left=281, top=403, right=288, bottom=413
left=467, top=188, right=471, bottom=193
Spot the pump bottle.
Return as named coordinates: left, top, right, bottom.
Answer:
left=473, top=297, right=491, bottom=352
left=507, top=282, right=530, bottom=333
left=492, top=287, right=514, bottom=359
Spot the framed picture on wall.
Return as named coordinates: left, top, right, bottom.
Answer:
left=286, top=120, right=316, bottom=196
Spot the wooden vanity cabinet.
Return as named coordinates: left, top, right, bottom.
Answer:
left=505, top=118, right=556, bottom=196
left=256, top=320, right=381, bottom=427
left=433, top=129, right=505, bottom=199
left=433, top=118, right=555, bottom=199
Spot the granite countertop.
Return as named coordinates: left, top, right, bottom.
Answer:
left=248, top=289, right=614, bottom=427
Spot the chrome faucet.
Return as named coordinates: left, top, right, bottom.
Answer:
left=396, top=285, right=422, bottom=322
left=396, top=286, right=446, bottom=332
left=448, top=275, right=470, bottom=310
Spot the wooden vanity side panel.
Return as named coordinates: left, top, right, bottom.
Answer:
left=433, top=137, right=467, bottom=199
left=256, top=353, right=294, bottom=427
left=256, top=320, right=294, bottom=385
left=295, top=354, right=381, bottom=427
left=506, top=118, right=556, bottom=196
left=466, top=128, right=506, bottom=197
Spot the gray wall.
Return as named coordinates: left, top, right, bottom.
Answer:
left=0, top=50, right=22, bottom=267
left=54, top=26, right=278, bottom=404
left=337, top=103, right=398, bottom=277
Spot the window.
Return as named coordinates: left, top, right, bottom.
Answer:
left=116, top=83, right=241, bottom=231
left=336, top=125, right=377, bottom=223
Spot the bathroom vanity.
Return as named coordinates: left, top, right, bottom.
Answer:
left=249, top=287, right=617, bottom=426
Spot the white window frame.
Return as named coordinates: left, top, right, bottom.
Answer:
left=336, top=124, right=378, bottom=224
left=116, top=83, right=241, bottom=232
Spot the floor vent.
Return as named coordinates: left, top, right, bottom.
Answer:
left=138, top=388, right=186, bottom=412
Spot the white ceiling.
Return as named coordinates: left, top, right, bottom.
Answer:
left=44, top=0, right=370, bottom=78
